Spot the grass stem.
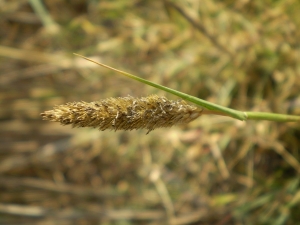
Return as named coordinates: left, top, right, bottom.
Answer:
left=74, top=54, right=300, bottom=123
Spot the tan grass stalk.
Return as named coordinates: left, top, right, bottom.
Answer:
left=41, top=95, right=203, bottom=133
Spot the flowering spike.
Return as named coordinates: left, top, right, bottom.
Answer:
left=41, top=95, right=202, bottom=133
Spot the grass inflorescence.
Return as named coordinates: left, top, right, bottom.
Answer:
left=41, top=95, right=202, bottom=133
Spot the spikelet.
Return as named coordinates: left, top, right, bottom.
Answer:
left=41, top=95, right=202, bottom=133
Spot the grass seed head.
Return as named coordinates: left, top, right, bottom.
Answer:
left=41, top=95, right=202, bottom=133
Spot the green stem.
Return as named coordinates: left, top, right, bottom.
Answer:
left=245, top=112, right=300, bottom=122
left=204, top=110, right=300, bottom=122
left=29, top=0, right=59, bottom=31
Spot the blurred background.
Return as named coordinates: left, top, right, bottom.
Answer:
left=1, top=0, right=300, bottom=224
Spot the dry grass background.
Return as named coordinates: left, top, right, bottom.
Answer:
left=1, top=0, right=300, bottom=224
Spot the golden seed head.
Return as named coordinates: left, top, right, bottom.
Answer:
left=41, top=95, right=202, bottom=133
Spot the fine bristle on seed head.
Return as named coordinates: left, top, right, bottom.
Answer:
left=41, top=95, right=202, bottom=133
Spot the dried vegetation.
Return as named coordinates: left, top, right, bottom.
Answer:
left=1, top=0, right=300, bottom=224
